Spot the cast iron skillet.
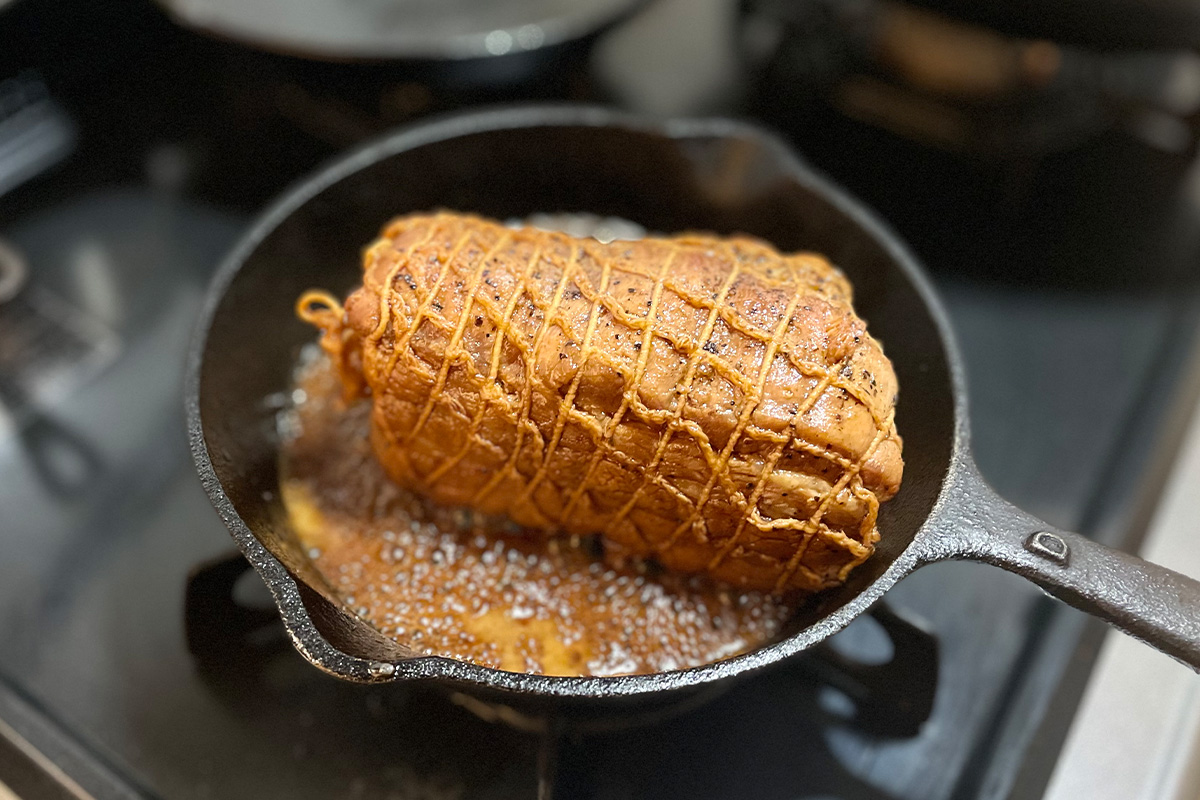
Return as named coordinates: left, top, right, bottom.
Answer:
left=187, top=106, right=1200, bottom=713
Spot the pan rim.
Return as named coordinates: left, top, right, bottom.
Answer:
left=185, top=103, right=970, bottom=698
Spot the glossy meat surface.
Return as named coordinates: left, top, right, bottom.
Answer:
left=300, top=212, right=903, bottom=592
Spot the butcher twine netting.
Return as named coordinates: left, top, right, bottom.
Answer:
left=298, top=212, right=902, bottom=593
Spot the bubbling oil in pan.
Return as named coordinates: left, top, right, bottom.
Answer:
left=279, top=350, right=795, bottom=677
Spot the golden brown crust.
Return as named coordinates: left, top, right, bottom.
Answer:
left=306, top=211, right=903, bottom=593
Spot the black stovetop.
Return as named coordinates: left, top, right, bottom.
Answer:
left=2, top=3, right=1200, bottom=800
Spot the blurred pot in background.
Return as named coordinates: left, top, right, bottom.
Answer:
left=155, top=0, right=649, bottom=90
left=145, top=0, right=649, bottom=208
left=741, top=0, right=1200, bottom=158
left=739, top=0, right=1200, bottom=289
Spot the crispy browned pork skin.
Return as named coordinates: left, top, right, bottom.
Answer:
left=299, top=212, right=902, bottom=593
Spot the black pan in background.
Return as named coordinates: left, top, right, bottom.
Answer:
left=188, top=106, right=1200, bottom=717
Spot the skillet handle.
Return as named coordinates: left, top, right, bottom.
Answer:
left=917, top=462, right=1200, bottom=671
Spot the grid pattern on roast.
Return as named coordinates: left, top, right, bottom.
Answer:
left=361, top=217, right=894, bottom=591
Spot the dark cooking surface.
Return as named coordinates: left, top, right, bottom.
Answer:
left=2, top=158, right=1197, bottom=800
left=3, top=4, right=1200, bottom=800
